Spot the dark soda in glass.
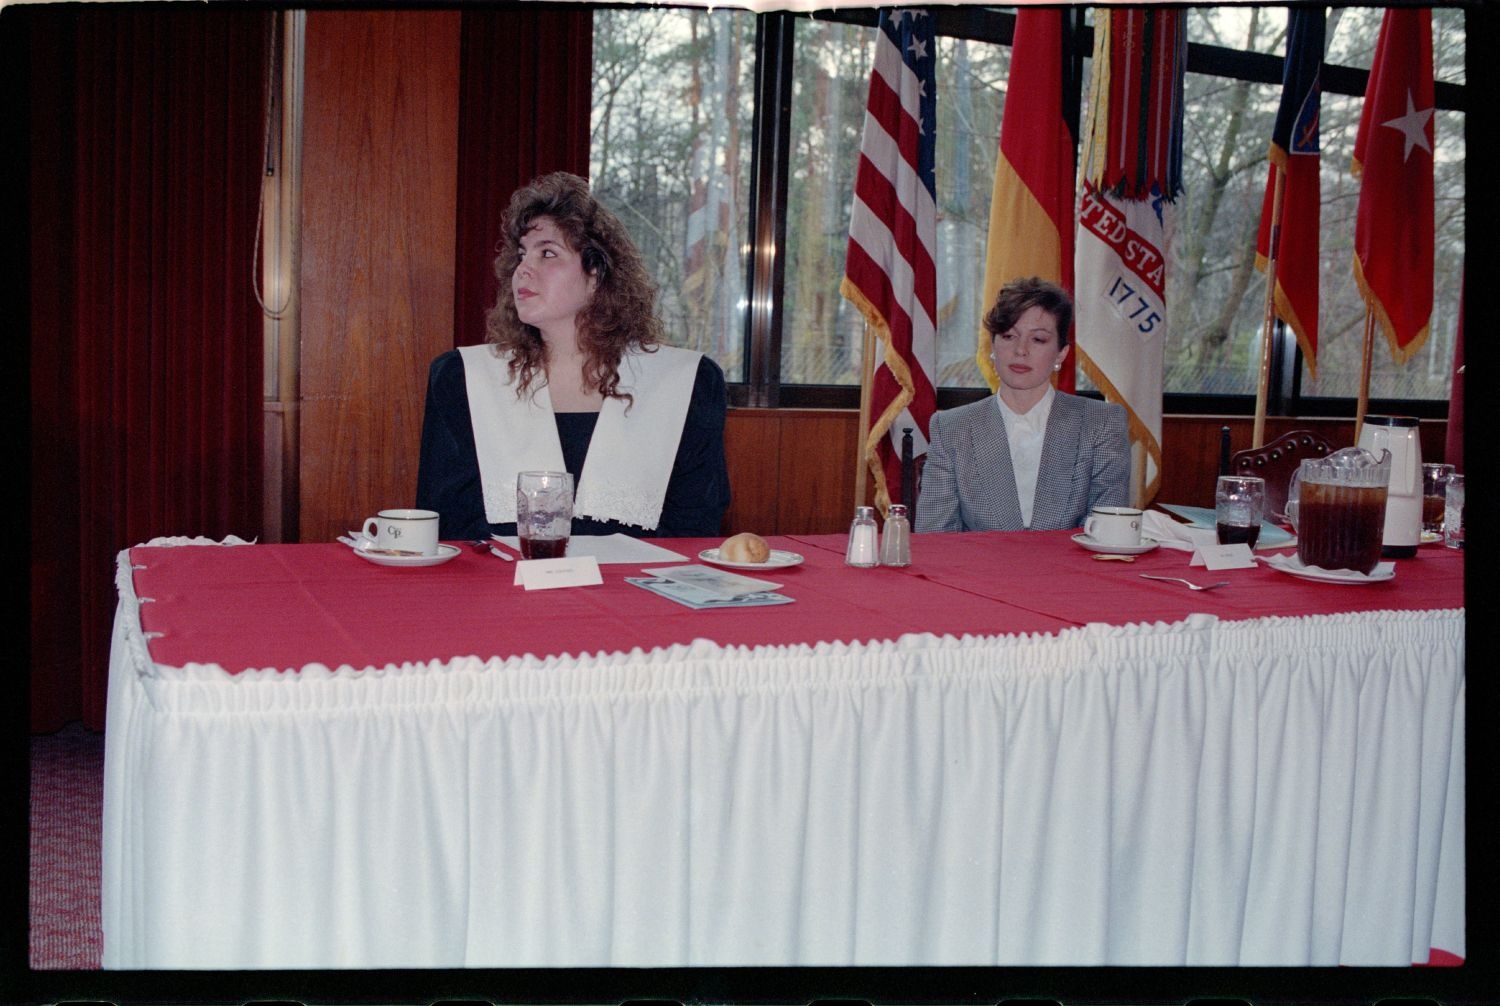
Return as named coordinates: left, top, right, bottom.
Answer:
left=1215, top=522, right=1260, bottom=548
left=519, top=536, right=568, bottom=559
left=1422, top=494, right=1446, bottom=532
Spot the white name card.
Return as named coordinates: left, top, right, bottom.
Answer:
left=513, top=555, right=604, bottom=590
left=1191, top=543, right=1257, bottom=570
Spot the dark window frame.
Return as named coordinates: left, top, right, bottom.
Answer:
left=723, top=6, right=1464, bottom=420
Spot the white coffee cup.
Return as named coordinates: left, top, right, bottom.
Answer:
left=1084, top=506, right=1143, bottom=548
left=362, top=508, right=440, bottom=556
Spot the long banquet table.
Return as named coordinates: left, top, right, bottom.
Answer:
left=101, top=529, right=1464, bottom=969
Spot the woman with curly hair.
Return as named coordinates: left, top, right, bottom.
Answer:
left=417, top=172, right=730, bottom=541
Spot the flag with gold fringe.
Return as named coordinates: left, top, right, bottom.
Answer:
left=840, top=8, right=938, bottom=514
left=1352, top=6, right=1434, bottom=365
left=1073, top=7, right=1184, bottom=508
left=1255, top=7, right=1325, bottom=378
left=977, top=9, right=1075, bottom=393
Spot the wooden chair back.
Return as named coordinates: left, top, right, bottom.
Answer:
left=1230, top=429, right=1337, bottom=521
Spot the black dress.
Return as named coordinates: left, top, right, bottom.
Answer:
left=415, top=349, right=731, bottom=541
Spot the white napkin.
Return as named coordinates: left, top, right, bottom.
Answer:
left=337, top=531, right=376, bottom=551
left=1141, top=510, right=1216, bottom=552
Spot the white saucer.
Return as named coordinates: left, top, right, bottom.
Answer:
left=352, top=543, right=460, bottom=568
left=1420, top=530, right=1442, bottom=545
left=698, top=548, right=805, bottom=570
left=1259, top=552, right=1395, bottom=584
left=1071, top=533, right=1159, bottom=556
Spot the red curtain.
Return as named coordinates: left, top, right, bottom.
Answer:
left=28, top=7, right=269, bottom=732
left=452, top=7, right=593, bottom=348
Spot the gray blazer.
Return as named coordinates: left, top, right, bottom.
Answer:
left=915, top=392, right=1130, bottom=532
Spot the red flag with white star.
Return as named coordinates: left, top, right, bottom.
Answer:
left=1352, top=7, right=1434, bottom=364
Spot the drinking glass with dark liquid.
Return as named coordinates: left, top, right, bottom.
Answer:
left=1214, top=475, right=1264, bottom=548
left=1290, top=447, right=1392, bottom=575
left=516, top=470, right=573, bottom=560
left=1421, top=463, right=1454, bottom=536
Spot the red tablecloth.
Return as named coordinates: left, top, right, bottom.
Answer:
left=130, top=530, right=1464, bottom=674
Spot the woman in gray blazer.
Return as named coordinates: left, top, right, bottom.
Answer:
left=915, top=277, right=1130, bottom=532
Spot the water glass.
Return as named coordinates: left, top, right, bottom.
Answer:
left=1422, top=463, right=1454, bottom=535
left=1443, top=473, right=1464, bottom=550
left=516, top=470, right=573, bottom=559
left=1214, top=475, right=1265, bottom=548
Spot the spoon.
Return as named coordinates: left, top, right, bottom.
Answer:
left=1138, top=574, right=1229, bottom=591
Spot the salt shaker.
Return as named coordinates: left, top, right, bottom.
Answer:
left=845, top=505, right=879, bottom=567
left=880, top=503, right=911, bottom=567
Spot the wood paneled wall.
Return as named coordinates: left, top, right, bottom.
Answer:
left=298, top=10, right=461, bottom=544
left=723, top=409, right=863, bottom=536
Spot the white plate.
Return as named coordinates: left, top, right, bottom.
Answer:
left=1071, top=533, right=1160, bottom=556
left=352, top=543, right=461, bottom=568
left=697, top=548, right=805, bottom=570
left=1421, top=530, right=1442, bottom=545
left=1259, top=552, right=1395, bottom=584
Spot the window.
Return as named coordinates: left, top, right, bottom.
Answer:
left=590, top=6, right=1464, bottom=415
left=1155, top=6, right=1465, bottom=406
left=588, top=6, right=756, bottom=379
left=779, top=20, right=1012, bottom=391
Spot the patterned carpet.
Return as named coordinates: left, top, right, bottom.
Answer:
left=29, top=722, right=104, bottom=970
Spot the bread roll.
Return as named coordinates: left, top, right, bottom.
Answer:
left=720, top=531, right=770, bottom=563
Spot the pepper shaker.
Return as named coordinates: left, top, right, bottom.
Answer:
left=880, top=503, right=911, bottom=566
left=845, top=506, right=879, bottom=567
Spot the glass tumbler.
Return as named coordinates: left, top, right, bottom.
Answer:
left=1422, top=463, right=1455, bottom=535
left=1214, top=475, right=1265, bottom=548
left=516, top=470, right=574, bottom=559
left=1444, top=473, right=1464, bottom=550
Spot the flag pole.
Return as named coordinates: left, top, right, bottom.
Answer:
left=1354, top=309, right=1375, bottom=443
left=854, top=322, right=876, bottom=509
left=1253, top=164, right=1287, bottom=450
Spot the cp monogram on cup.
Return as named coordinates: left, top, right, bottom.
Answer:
left=1084, top=506, right=1143, bottom=548
left=362, top=508, right=440, bottom=556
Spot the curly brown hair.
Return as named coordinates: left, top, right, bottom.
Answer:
left=984, top=276, right=1073, bottom=348
left=485, top=172, right=663, bottom=401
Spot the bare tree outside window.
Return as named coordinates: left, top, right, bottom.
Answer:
left=589, top=7, right=754, bottom=379
left=591, top=6, right=1463, bottom=405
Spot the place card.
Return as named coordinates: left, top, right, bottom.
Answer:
left=513, top=555, right=604, bottom=590
left=1190, top=543, right=1257, bottom=570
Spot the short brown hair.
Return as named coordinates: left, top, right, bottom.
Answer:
left=485, top=172, right=663, bottom=401
left=983, top=277, right=1073, bottom=348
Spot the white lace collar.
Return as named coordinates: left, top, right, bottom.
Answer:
left=458, top=344, right=701, bottom=530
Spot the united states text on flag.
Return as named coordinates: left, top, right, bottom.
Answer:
left=1255, top=7, right=1324, bottom=377
left=1073, top=7, right=1185, bottom=507
left=1352, top=7, right=1434, bottom=364
left=978, top=9, right=1075, bottom=393
left=840, top=8, right=938, bottom=515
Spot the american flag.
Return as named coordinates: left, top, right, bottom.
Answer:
left=839, top=8, right=938, bottom=516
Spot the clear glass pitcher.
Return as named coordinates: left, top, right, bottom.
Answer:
left=1287, top=447, right=1391, bottom=574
